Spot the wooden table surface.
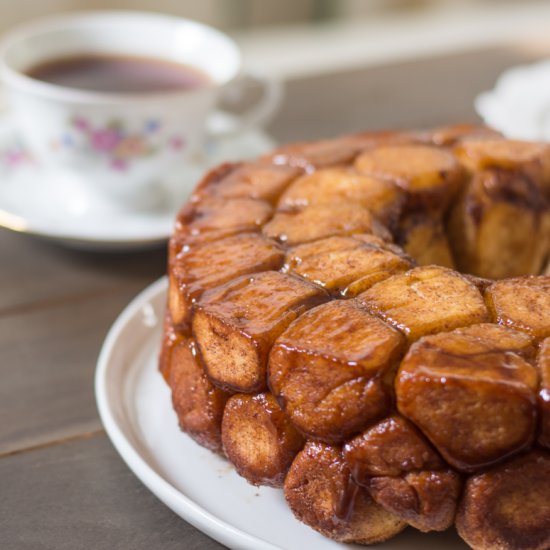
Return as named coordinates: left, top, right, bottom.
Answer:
left=0, top=45, right=541, bottom=549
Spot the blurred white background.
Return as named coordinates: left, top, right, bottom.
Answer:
left=0, top=1, right=546, bottom=31
left=1, top=0, right=549, bottom=79
left=0, top=0, right=548, bottom=31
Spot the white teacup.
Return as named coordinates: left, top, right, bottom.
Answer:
left=0, top=11, right=281, bottom=209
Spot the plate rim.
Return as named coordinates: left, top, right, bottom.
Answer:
left=94, top=276, right=281, bottom=550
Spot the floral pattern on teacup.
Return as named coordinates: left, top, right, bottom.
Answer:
left=0, top=139, right=34, bottom=170
left=51, top=116, right=186, bottom=171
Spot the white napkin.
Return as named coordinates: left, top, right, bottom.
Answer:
left=475, top=59, right=550, bottom=141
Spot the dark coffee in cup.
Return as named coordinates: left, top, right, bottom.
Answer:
left=26, top=53, right=211, bottom=93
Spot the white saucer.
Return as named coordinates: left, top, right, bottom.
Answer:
left=95, top=277, right=467, bottom=550
left=0, top=115, right=275, bottom=251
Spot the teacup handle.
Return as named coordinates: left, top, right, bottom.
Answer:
left=206, top=67, right=283, bottom=138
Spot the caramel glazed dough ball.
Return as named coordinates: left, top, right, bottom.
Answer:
left=161, top=125, right=550, bottom=550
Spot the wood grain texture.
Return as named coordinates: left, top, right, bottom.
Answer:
left=269, top=47, right=535, bottom=142
left=0, top=433, right=225, bottom=550
left=0, top=282, right=161, bottom=455
left=0, top=230, right=166, bottom=315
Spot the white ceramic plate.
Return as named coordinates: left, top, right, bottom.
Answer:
left=95, top=278, right=468, bottom=550
left=0, top=114, right=275, bottom=251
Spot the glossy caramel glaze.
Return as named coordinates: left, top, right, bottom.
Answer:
left=161, top=126, right=550, bottom=549
left=396, top=214, right=455, bottom=268
left=537, top=339, right=550, bottom=449
left=192, top=161, right=302, bottom=204
left=418, top=123, right=501, bottom=146
left=269, top=299, right=405, bottom=442
left=485, top=276, right=550, bottom=342
left=284, top=441, right=406, bottom=543
left=343, top=414, right=461, bottom=532
left=284, top=234, right=413, bottom=297
left=167, top=337, right=229, bottom=453
left=264, top=137, right=364, bottom=170
left=448, top=169, right=550, bottom=279
left=454, top=138, right=550, bottom=194
left=193, top=271, right=329, bottom=392
left=396, top=324, right=538, bottom=471
left=262, top=202, right=392, bottom=246
left=343, top=414, right=444, bottom=481
left=221, top=392, right=304, bottom=487
left=367, top=469, right=461, bottom=532
left=358, top=265, right=490, bottom=342
left=158, top=311, right=184, bottom=381
left=456, top=450, right=550, bottom=550
left=174, top=196, right=273, bottom=243
left=355, top=144, right=464, bottom=214
left=278, top=168, right=405, bottom=228
left=169, top=233, right=284, bottom=327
